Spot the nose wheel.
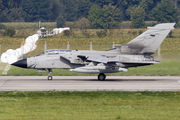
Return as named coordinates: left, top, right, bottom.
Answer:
left=47, top=69, right=53, bottom=80
left=48, top=76, right=53, bottom=80
left=98, top=73, right=106, bottom=81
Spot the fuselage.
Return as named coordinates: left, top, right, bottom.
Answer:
left=12, top=48, right=155, bottom=71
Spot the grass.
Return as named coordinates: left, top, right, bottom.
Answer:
left=4, top=59, right=180, bottom=76
left=0, top=91, right=180, bottom=120
left=0, top=62, right=8, bottom=74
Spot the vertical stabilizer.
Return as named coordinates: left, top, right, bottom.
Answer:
left=127, top=23, right=175, bottom=54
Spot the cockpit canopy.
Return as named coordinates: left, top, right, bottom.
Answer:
left=46, top=49, right=60, bottom=55
left=36, top=49, right=72, bottom=56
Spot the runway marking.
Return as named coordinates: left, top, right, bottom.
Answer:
left=2, top=64, right=11, bottom=75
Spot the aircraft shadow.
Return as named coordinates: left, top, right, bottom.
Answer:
left=12, top=77, right=165, bottom=82
left=50, top=79, right=160, bottom=82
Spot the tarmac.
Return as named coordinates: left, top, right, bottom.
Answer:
left=0, top=76, right=180, bottom=91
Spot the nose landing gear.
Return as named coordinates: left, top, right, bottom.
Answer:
left=47, top=69, right=53, bottom=80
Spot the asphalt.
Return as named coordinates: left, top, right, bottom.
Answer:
left=0, top=76, right=180, bottom=91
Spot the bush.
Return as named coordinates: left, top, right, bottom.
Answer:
left=175, top=23, right=180, bottom=28
left=120, top=22, right=133, bottom=29
left=65, top=22, right=75, bottom=28
left=81, top=30, right=91, bottom=38
left=138, top=30, right=143, bottom=35
left=56, top=15, right=66, bottom=28
left=128, top=30, right=137, bottom=36
left=63, top=30, right=73, bottom=37
left=167, top=31, right=173, bottom=38
left=96, top=29, right=107, bottom=38
left=132, top=31, right=137, bottom=36
left=144, top=22, right=157, bottom=28
left=0, top=24, right=6, bottom=29
left=74, top=17, right=91, bottom=29
left=3, top=28, right=16, bottom=37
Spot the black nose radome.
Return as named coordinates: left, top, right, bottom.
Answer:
left=11, top=58, right=27, bottom=68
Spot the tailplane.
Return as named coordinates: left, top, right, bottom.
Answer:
left=127, top=23, right=175, bottom=54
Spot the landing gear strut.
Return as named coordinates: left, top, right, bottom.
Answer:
left=98, top=73, right=106, bottom=81
left=47, top=69, right=53, bottom=80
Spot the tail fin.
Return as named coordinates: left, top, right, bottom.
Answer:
left=127, top=23, right=175, bottom=54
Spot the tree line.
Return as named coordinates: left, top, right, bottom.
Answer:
left=0, top=0, right=179, bottom=28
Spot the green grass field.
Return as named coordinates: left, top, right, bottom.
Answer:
left=0, top=62, right=7, bottom=73
left=0, top=91, right=180, bottom=120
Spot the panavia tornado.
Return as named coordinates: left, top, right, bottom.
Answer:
left=12, top=23, right=175, bottom=80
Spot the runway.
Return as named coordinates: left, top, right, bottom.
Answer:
left=0, top=76, right=180, bottom=91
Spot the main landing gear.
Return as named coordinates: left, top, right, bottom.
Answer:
left=47, top=69, right=53, bottom=80
left=47, top=69, right=106, bottom=81
left=98, top=73, right=106, bottom=81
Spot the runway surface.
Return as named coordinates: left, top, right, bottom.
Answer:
left=0, top=76, right=180, bottom=91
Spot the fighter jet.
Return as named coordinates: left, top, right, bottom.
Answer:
left=11, top=23, right=175, bottom=80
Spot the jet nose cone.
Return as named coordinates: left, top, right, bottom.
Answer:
left=11, top=58, right=27, bottom=68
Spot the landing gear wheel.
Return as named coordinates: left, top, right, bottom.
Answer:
left=48, top=76, right=53, bottom=80
left=98, top=73, right=106, bottom=81
left=47, top=69, right=53, bottom=80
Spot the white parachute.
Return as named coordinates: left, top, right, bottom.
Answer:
left=1, top=27, right=70, bottom=64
